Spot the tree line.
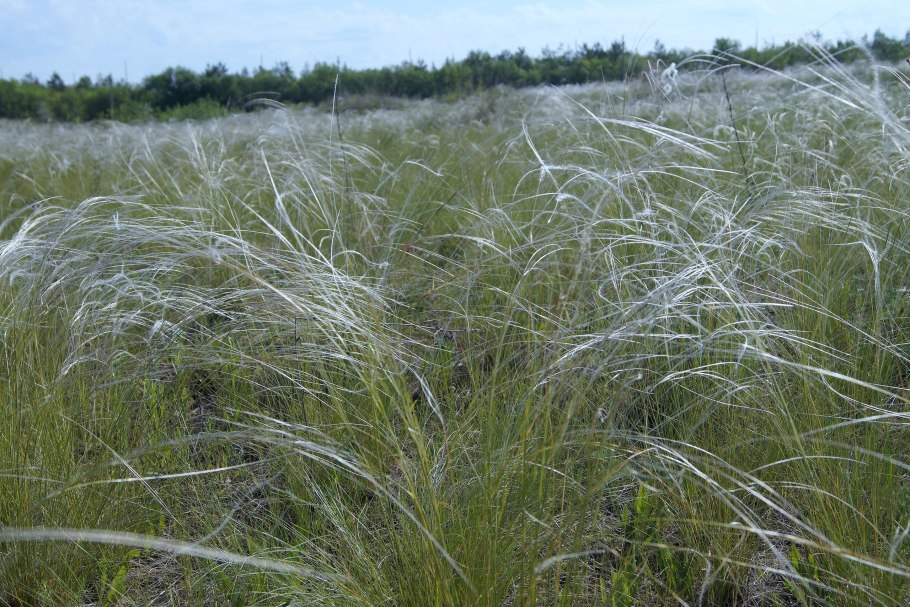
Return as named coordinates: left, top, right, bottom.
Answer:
left=1, top=30, right=907, bottom=122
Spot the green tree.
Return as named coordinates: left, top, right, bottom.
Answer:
left=713, top=37, right=741, bottom=55
left=869, top=29, right=905, bottom=61
left=46, top=72, right=66, bottom=92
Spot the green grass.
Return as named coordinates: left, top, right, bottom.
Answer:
left=2, top=53, right=910, bottom=605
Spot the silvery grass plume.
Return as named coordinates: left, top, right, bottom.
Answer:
left=528, top=46, right=910, bottom=601
left=1, top=43, right=910, bottom=604
left=404, top=46, right=910, bottom=601
left=0, top=127, right=448, bottom=598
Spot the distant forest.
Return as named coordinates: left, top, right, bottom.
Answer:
left=1, top=30, right=908, bottom=122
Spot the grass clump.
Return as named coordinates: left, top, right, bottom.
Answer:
left=2, top=48, right=910, bottom=605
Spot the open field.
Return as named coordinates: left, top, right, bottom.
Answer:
left=2, top=54, right=910, bottom=605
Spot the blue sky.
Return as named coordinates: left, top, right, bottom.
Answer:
left=1, top=0, right=908, bottom=83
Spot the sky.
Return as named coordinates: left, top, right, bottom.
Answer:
left=1, top=0, right=908, bottom=84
